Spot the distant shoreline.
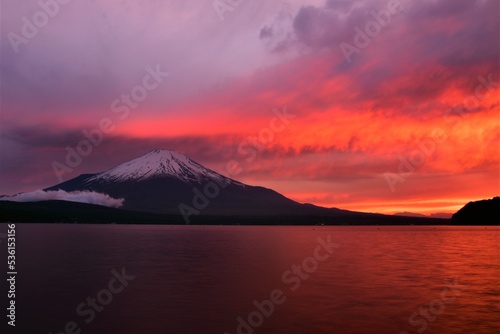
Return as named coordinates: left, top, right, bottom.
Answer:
left=0, top=200, right=459, bottom=226
left=3, top=198, right=497, bottom=226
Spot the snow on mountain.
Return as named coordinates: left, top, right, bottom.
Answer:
left=86, top=149, right=241, bottom=185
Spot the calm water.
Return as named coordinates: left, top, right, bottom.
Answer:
left=1, top=224, right=499, bottom=333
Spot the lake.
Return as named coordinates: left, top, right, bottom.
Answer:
left=1, top=224, right=499, bottom=333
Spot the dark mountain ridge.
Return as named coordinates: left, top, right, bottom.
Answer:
left=451, top=197, right=499, bottom=225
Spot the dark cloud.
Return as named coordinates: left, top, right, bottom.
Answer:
left=266, top=0, right=498, bottom=77
left=260, top=25, right=274, bottom=39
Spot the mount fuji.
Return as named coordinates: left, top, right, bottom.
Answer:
left=45, top=149, right=328, bottom=221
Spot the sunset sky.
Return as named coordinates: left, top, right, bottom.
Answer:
left=1, top=0, right=499, bottom=216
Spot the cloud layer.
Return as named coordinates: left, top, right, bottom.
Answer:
left=0, top=190, right=124, bottom=208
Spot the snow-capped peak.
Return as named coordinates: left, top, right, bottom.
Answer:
left=86, top=149, right=239, bottom=185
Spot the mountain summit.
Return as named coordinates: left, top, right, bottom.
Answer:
left=85, top=149, right=241, bottom=186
